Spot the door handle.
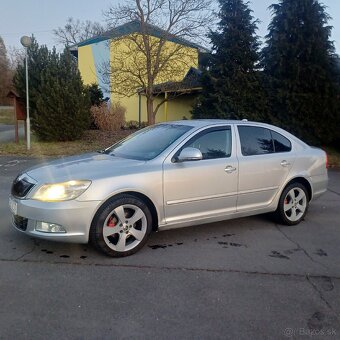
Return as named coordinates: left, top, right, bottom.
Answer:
left=280, top=160, right=290, bottom=167
left=225, top=165, right=237, bottom=173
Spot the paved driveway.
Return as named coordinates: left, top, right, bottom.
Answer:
left=0, top=156, right=339, bottom=339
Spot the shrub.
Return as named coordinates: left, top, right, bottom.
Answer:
left=123, top=120, right=148, bottom=130
left=90, top=102, right=126, bottom=131
left=87, top=83, right=105, bottom=129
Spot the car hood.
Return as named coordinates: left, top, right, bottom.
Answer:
left=25, top=153, right=146, bottom=183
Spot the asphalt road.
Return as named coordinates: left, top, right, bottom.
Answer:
left=0, top=123, right=25, bottom=143
left=0, top=156, right=339, bottom=339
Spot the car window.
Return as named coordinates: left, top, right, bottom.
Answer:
left=271, top=131, right=292, bottom=153
left=238, top=126, right=274, bottom=156
left=185, top=128, right=232, bottom=160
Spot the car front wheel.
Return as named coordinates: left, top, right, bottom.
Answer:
left=90, top=195, right=152, bottom=257
left=275, top=183, right=309, bottom=225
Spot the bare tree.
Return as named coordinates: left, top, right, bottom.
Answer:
left=0, top=36, right=13, bottom=105
left=53, top=17, right=105, bottom=46
left=102, top=0, right=212, bottom=125
left=7, top=46, right=25, bottom=69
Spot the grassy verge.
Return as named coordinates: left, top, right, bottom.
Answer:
left=324, top=147, right=340, bottom=169
left=0, top=107, right=15, bottom=124
left=0, top=130, right=133, bottom=158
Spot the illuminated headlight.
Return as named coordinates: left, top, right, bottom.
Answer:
left=32, top=180, right=91, bottom=202
left=36, top=221, right=66, bottom=233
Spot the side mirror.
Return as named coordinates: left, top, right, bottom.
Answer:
left=177, top=147, right=203, bottom=162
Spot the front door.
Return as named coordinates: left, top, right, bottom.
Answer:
left=163, top=126, right=238, bottom=225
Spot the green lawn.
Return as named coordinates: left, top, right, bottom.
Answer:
left=324, top=147, right=340, bottom=169
left=0, top=130, right=132, bottom=158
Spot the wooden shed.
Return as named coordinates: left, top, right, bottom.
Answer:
left=6, top=90, right=26, bottom=143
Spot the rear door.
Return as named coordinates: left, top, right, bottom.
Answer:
left=163, top=126, right=238, bottom=225
left=236, top=125, right=295, bottom=212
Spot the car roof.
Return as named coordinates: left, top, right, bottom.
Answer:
left=161, top=119, right=269, bottom=128
left=162, top=119, right=308, bottom=147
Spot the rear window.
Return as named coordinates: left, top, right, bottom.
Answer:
left=238, top=126, right=274, bottom=156
left=238, top=126, right=292, bottom=156
left=271, top=131, right=292, bottom=153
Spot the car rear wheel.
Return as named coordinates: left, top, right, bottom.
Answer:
left=90, top=195, right=152, bottom=257
left=275, top=183, right=309, bottom=225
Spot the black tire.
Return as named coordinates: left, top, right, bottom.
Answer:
left=275, top=182, right=309, bottom=226
left=90, top=194, right=152, bottom=257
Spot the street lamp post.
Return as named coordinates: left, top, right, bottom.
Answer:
left=20, top=36, right=32, bottom=150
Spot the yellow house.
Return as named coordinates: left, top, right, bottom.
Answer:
left=70, top=20, right=206, bottom=123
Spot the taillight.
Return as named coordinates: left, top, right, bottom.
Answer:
left=325, top=153, right=329, bottom=169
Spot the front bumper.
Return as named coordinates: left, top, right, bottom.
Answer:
left=9, top=195, right=101, bottom=243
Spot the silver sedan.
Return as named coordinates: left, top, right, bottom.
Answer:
left=9, top=120, right=328, bottom=257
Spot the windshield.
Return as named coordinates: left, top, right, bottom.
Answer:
left=104, top=124, right=193, bottom=160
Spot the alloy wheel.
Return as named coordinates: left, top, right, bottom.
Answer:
left=283, top=188, right=307, bottom=222
left=102, top=204, right=147, bottom=252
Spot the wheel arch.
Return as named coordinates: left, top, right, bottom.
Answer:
left=124, top=191, right=159, bottom=231
left=283, top=177, right=312, bottom=201
left=91, top=191, right=159, bottom=232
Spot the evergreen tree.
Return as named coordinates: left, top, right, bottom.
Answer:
left=34, top=48, right=90, bottom=141
left=14, top=37, right=50, bottom=117
left=87, top=83, right=104, bottom=106
left=14, top=40, right=90, bottom=141
left=262, top=0, right=340, bottom=145
left=334, top=55, right=340, bottom=89
left=192, top=0, right=267, bottom=121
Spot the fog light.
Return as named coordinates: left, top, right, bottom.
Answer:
left=35, top=221, right=66, bottom=233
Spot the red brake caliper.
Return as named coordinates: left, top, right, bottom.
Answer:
left=107, top=216, right=116, bottom=227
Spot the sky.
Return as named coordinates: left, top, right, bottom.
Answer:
left=1, top=0, right=340, bottom=54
